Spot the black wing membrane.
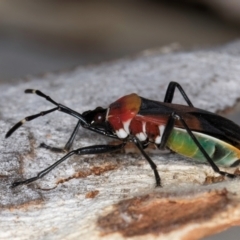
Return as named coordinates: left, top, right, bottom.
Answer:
left=190, top=111, right=240, bottom=146
left=139, top=98, right=240, bottom=147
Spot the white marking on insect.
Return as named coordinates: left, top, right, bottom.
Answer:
left=123, top=119, right=131, bottom=134
left=142, top=122, right=146, bottom=134
left=136, top=132, right=147, bottom=141
left=106, top=108, right=110, bottom=120
left=155, top=135, right=161, bottom=144
left=158, top=125, right=165, bottom=143
left=116, top=128, right=128, bottom=139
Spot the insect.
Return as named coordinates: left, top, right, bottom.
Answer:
left=5, top=82, right=239, bottom=188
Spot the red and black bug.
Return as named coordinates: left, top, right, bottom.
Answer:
left=5, top=82, right=240, bottom=188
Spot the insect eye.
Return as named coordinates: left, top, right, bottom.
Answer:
left=94, top=112, right=105, bottom=123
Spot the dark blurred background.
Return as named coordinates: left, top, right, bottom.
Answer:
left=0, top=0, right=240, bottom=84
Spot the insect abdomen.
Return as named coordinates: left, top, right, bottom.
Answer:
left=167, top=128, right=240, bottom=167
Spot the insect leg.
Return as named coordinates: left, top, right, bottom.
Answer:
left=11, top=142, right=126, bottom=188
left=40, top=121, right=119, bottom=153
left=133, top=137, right=161, bottom=187
left=164, top=82, right=194, bottom=107
left=157, top=112, right=236, bottom=179
left=158, top=112, right=175, bottom=150
left=40, top=120, right=82, bottom=153
left=176, top=114, right=237, bottom=179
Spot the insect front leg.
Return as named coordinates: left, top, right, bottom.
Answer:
left=164, top=82, right=194, bottom=107
left=11, top=142, right=126, bottom=188
left=40, top=120, right=82, bottom=153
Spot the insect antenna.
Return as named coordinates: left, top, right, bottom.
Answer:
left=5, top=89, right=89, bottom=138
left=25, top=89, right=59, bottom=106
left=5, top=107, right=58, bottom=138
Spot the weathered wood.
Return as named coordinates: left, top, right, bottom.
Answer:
left=1, top=42, right=240, bottom=239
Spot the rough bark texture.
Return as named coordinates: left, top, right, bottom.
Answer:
left=1, top=42, right=240, bottom=239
